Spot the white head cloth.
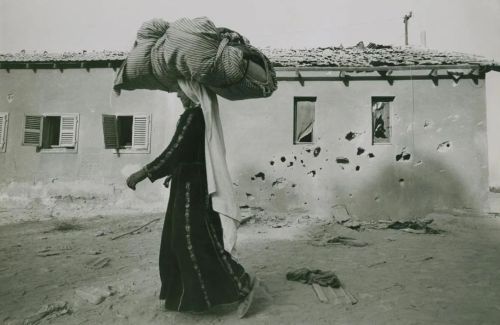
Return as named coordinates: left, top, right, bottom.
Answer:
left=177, top=79, right=241, bottom=254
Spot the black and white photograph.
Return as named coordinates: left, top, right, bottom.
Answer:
left=1, top=0, right=500, bottom=324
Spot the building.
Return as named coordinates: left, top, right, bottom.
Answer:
left=1, top=43, right=499, bottom=224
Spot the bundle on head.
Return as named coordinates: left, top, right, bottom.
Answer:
left=114, top=17, right=277, bottom=101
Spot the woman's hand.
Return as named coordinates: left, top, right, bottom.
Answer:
left=126, top=168, right=147, bottom=190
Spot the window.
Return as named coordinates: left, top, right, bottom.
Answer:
left=0, top=112, right=8, bottom=153
left=22, top=113, right=79, bottom=152
left=102, top=114, right=151, bottom=153
left=372, top=97, right=394, bottom=144
left=294, top=97, right=316, bottom=144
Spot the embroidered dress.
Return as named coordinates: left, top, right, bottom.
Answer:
left=144, top=106, right=251, bottom=312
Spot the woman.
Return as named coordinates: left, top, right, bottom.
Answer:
left=126, top=91, right=256, bottom=316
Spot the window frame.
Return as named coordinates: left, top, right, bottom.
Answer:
left=22, top=113, right=80, bottom=153
left=371, top=96, right=395, bottom=146
left=293, top=96, right=317, bottom=145
left=102, top=113, right=151, bottom=154
left=0, top=112, right=9, bottom=153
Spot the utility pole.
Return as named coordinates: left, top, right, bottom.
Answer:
left=404, top=11, right=413, bottom=46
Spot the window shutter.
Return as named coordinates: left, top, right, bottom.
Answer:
left=23, top=115, right=43, bottom=146
left=102, top=114, right=119, bottom=149
left=59, top=114, right=79, bottom=147
left=132, top=114, right=150, bottom=151
left=0, top=113, right=8, bottom=152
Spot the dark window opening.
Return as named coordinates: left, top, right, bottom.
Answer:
left=117, top=116, right=133, bottom=148
left=372, top=96, right=394, bottom=144
left=42, top=116, right=61, bottom=148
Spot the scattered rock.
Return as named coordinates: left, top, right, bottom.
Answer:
left=75, top=287, right=113, bottom=305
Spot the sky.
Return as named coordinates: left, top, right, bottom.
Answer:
left=1, top=0, right=500, bottom=183
left=1, top=0, right=499, bottom=56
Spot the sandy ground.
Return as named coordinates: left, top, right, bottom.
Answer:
left=1, top=210, right=500, bottom=325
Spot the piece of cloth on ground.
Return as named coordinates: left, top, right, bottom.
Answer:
left=286, top=268, right=341, bottom=288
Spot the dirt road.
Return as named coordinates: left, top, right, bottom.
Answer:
left=1, top=211, right=500, bottom=324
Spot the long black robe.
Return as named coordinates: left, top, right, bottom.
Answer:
left=144, top=106, right=251, bottom=312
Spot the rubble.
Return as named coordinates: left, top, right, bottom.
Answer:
left=23, top=301, right=70, bottom=325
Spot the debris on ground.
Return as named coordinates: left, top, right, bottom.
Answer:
left=111, top=218, right=160, bottom=240
left=332, top=205, right=363, bottom=230
left=287, top=268, right=358, bottom=305
left=332, top=205, right=351, bottom=224
left=286, top=268, right=341, bottom=288
left=37, top=245, right=72, bottom=257
left=387, top=219, right=443, bottom=234
left=85, top=257, right=111, bottom=269
left=367, top=260, right=387, bottom=268
left=343, top=220, right=362, bottom=230
left=75, top=286, right=113, bottom=305
left=326, top=236, right=369, bottom=247
left=95, top=228, right=113, bottom=237
left=23, top=301, right=71, bottom=325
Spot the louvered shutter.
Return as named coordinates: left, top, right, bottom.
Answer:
left=0, top=113, right=8, bottom=152
left=23, top=115, right=43, bottom=146
left=132, top=114, right=150, bottom=151
left=58, top=114, right=79, bottom=147
left=102, top=114, right=119, bottom=149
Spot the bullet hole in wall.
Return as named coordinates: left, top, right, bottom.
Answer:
left=251, top=177, right=255, bottom=181
left=246, top=193, right=255, bottom=200
left=294, top=156, right=297, bottom=161
left=336, top=157, right=350, bottom=164
left=368, top=153, right=375, bottom=158
left=292, top=184, right=296, bottom=188
left=355, top=166, right=360, bottom=171
left=281, top=156, right=286, bottom=162
left=254, top=172, right=265, bottom=181
left=357, top=147, right=365, bottom=155
left=313, top=147, right=321, bottom=157
left=287, top=162, right=294, bottom=167
left=270, top=161, right=275, bottom=166
left=345, top=131, right=357, bottom=141
left=374, top=196, right=380, bottom=202
left=437, top=141, right=452, bottom=152
left=305, top=148, right=312, bottom=153
left=399, top=178, right=405, bottom=186
left=307, top=170, right=317, bottom=177
left=396, top=149, right=411, bottom=162
left=272, top=177, right=287, bottom=189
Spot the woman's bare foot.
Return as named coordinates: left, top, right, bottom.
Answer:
left=237, top=276, right=259, bottom=318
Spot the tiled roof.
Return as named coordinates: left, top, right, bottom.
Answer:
left=262, top=43, right=499, bottom=70
left=0, top=50, right=127, bottom=62
left=1, top=43, right=499, bottom=71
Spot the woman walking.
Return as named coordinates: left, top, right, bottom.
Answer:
left=126, top=90, right=257, bottom=316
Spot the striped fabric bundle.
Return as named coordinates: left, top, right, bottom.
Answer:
left=114, top=17, right=277, bottom=100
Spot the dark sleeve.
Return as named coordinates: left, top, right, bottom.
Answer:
left=143, top=109, right=201, bottom=182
